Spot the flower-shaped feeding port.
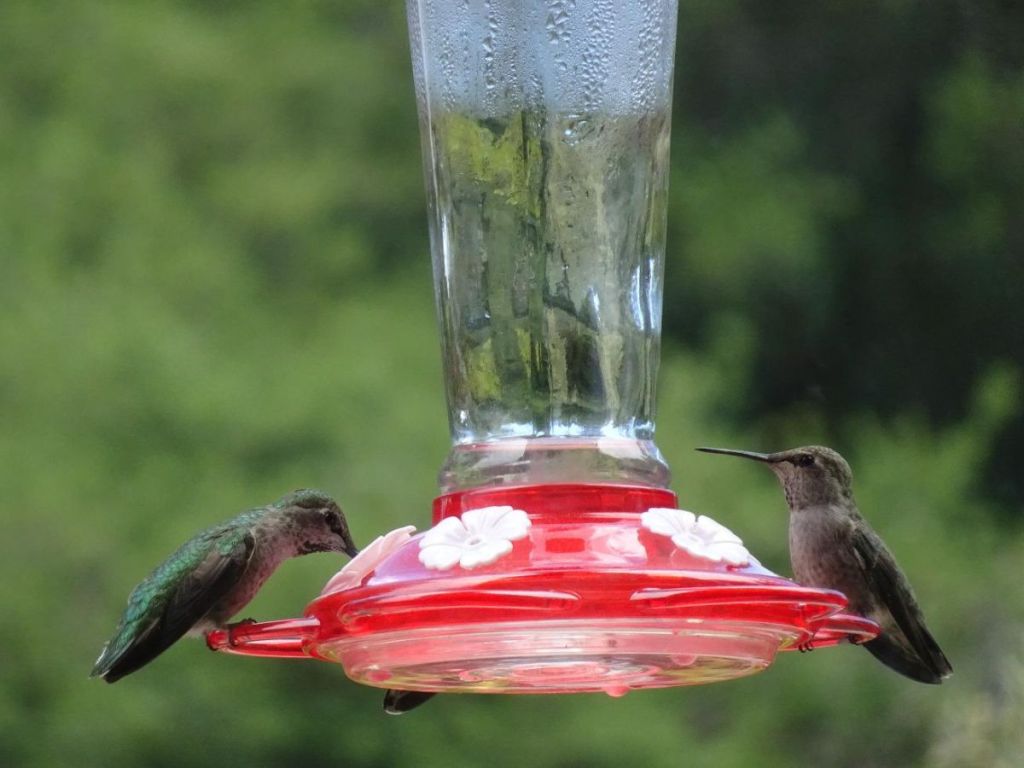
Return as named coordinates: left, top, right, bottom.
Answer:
left=640, top=508, right=751, bottom=566
left=419, top=506, right=531, bottom=570
left=209, top=484, right=879, bottom=697
left=322, top=526, right=417, bottom=593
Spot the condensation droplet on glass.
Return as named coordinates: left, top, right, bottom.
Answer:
left=562, top=113, right=592, bottom=146
left=482, top=2, right=499, bottom=92
left=545, top=0, right=574, bottom=44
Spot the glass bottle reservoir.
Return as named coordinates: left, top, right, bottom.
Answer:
left=408, top=0, right=678, bottom=491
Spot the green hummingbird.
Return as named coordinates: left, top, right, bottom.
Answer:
left=697, top=445, right=952, bottom=684
left=92, top=489, right=358, bottom=683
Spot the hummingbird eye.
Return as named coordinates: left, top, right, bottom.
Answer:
left=322, top=509, right=344, bottom=535
left=795, top=454, right=815, bottom=467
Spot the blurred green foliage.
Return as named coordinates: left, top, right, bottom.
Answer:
left=0, top=1, right=1021, bottom=767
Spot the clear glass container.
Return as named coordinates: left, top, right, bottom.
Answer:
left=407, top=0, right=679, bottom=492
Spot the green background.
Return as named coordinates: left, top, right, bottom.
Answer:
left=1, top=1, right=1021, bottom=766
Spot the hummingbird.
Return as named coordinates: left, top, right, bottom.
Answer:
left=92, top=489, right=358, bottom=683
left=383, top=689, right=436, bottom=715
left=696, top=445, right=952, bottom=684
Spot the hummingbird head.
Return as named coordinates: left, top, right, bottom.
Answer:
left=275, top=489, right=359, bottom=557
left=696, top=445, right=854, bottom=510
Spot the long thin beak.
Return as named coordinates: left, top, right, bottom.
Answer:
left=344, top=542, right=360, bottom=558
left=696, top=447, right=776, bottom=463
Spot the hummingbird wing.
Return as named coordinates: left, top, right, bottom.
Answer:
left=92, top=530, right=256, bottom=683
left=850, top=526, right=952, bottom=684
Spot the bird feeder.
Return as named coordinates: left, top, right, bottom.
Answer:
left=208, top=0, right=878, bottom=697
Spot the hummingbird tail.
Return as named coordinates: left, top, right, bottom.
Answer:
left=862, top=633, right=953, bottom=684
left=91, top=613, right=192, bottom=683
left=91, top=638, right=162, bottom=683
left=383, top=689, right=437, bottom=715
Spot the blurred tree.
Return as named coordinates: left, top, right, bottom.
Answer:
left=666, top=0, right=1024, bottom=510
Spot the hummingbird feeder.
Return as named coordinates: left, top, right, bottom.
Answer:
left=208, top=0, right=878, bottom=698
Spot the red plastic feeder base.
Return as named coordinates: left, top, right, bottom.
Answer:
left=208, top=484, right=878, bottom=696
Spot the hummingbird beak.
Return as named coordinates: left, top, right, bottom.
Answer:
left=696, top=447, right=778, bottom=463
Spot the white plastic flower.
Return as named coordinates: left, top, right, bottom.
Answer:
left=640, top=507, right=750, bottom=566
left=321, top=525, right=417, bottom=594
left=418, top=506, right=531, bottom=570
left=586, top=528, right=648, bottom=563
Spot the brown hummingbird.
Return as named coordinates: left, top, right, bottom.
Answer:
left=696, top=445, right=952, bottom=684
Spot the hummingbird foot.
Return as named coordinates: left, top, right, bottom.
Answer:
left=797, top=640, right=815, bottom=653
left=226, top=618, right=258, bottom=648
